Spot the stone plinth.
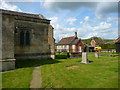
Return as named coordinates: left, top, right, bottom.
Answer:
left=0, top=59, right=16, bottom=72
left=81, top=52, right=89, bottom=64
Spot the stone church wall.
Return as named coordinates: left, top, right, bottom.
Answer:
left=0, top=9, right=55, bottom=71
left=14, top=18, right=50, bottom=59
left=0, top=14, right=15, bottom=71
left=48, top=25, right=55, bottom=59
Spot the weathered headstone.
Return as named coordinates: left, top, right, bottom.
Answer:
left=67, top=53, right=70, bottom=58
left=81, top=52, right=89, bottom=64
left=95, top=52, right=99, bottom=58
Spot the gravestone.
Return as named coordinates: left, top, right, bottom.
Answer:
left=67, top=53, right=70, bottom=58
left=81, top=52, right=89, bottom=64
left=95, top=52, right=99, bottom=58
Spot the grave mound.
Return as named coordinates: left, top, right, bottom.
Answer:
left=66, top=65, right=80, bottom=69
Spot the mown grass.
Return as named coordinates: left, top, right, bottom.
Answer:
left=2, top=52, right=119, bottom=88
left=2, top=60, right=35, bottom=88
left=2, top=59, right=60, bottom=88
left=40, top=53, right=118, bottom=88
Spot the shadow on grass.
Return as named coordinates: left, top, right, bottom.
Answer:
left=15, top=59, right=61, bottom=69
left=55, top=55, right=68, bottom=59
left=77, top=60, right=93, bottom=63
left=15, top=53, right=69, bottom=69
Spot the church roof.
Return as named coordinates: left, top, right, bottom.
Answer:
left=0, top=9, right=48, bottom=20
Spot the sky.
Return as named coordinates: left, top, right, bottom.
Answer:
left=0, top=0, right=119, bottom=42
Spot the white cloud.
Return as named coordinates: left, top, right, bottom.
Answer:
left=42, top=1, right=118, bottom=41
left=54, top=23, right=117, bottom=42
left=84, top=16, right=90, bottom=22
left=42, top=2, right=118, bottom=17
left=53, top=17, right=117, bottom=42
left=93, top=22, right=112, bottom=31
left=80, top=21, right=83, bottom=24
left=96, top=2, right=118, bottom=18
left=48, top=16, right=58, bottom=26
left=66, top=18, right=77, bottom=25
left=107, top=17, right=118, bottom=22
left=0, top=1, right=22, bottom=12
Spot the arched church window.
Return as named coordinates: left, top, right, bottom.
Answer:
left=20, top=31, right=25, bottom=45
left=26, top=31, right=30, bottom=45
left=20, top=30, right=30, bottom=46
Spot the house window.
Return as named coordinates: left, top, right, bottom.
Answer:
left=64, top=45, right=67, bottom=49
left=20, top=31, right=30, bottom=46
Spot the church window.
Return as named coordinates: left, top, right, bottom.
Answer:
left=20, top=31, right=30, bottom=46
left=20, top=31, right=25, bottom=45
left=26, top=31, right=30, bottom=45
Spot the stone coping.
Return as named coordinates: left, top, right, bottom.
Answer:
left=0, top=59, right=16, bottom=62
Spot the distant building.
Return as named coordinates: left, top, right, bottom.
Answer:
left=115, top=37, right=120, bottom=53
left=56, top=32, right=86, bottom=53
left=91, top=37, right=105, bottom=47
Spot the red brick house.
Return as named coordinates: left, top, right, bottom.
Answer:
left=56, top=32, right=86, bottom=53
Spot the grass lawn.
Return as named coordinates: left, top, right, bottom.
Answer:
left=2, top=60, right=35, bottom=88
left=2, top=53, right=119, bottom=88
left=40, top=53, right=119, bottom=88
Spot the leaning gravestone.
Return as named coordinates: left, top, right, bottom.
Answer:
left=95, top=52, right=99, bottom=58
left=81, top=52, right=89, bottom=64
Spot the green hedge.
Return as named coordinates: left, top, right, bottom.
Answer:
left=99, top=44, right=115, bottom=49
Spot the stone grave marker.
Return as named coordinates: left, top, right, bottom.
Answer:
left=95, top=52, right=99, bottom=58
left=81, top=52, right=89, bottom=64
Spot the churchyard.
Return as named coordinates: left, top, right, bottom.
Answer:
left=2, top=52, right=119, bottom=88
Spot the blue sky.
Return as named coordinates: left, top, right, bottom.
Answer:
left=1, top=0, right=119, bottom=42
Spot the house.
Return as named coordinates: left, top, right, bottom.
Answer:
left=0, top=9, right=55, bottom=71
left=115, top=37, right=120, bottom=53
left=56, top=32, right=86, bottom=53
left=91, top=37, right=105, bottom=47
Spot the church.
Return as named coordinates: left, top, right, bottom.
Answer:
left=0, top=9, right=55, bottom=71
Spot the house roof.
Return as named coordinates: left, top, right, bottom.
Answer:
left=57, top=36, right=76, bottom=45
left=1, top=9, right=49, bottom=20
left=115, top=37, right=120, bottom=44
left=115, top=37, right=120, bottom=42
left=105, top=41, right=115, bottom=44
left=72, top=39, right=80, bottom=45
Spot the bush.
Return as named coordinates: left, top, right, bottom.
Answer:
left=99, top=43, right=115, bottom=50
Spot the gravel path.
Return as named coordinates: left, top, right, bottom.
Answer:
left=30, top=66, right=42, bottom=88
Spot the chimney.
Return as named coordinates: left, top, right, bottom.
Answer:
left=75, top=32, right=77, bottom=37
